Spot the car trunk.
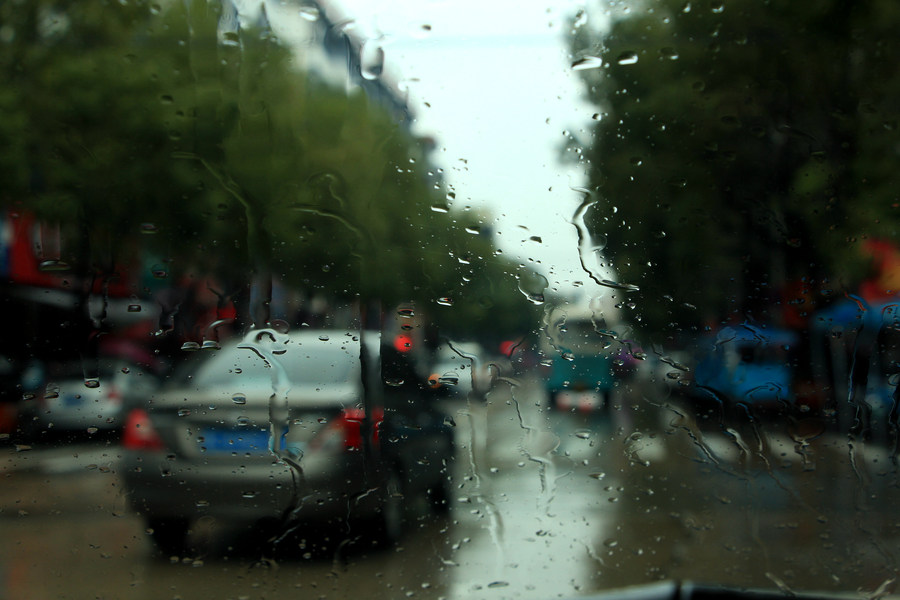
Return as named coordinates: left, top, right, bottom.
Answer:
left=149, top=384, right=360, bottom=462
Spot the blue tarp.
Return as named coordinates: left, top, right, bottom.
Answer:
left=695, top=323, right=796, bottom=405
left=812, top=296, right=900, bottom=332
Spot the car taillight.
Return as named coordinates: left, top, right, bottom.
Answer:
left=328, top=408, right=384, bottom=451
left=122, top=408, right=164, bottom=451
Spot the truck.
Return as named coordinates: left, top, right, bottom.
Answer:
left=540, top=295, right=628, bottom=412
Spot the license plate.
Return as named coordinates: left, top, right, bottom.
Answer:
left=556, top=390, right=605, bottom=411
left=201, top=428, right=271, bottom=455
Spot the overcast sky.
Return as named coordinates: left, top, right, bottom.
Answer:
left=330, top=1, right=612, bottom=297
left=263, top=0, right=607, bottom=298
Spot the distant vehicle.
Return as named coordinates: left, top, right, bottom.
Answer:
left=18, top=357, right=161, bottom=437
left=692, top=323, right=797, bottom=413
left=121, top=328, right=455, bottom=555
left=809, top=297, right=900, bottom=434
left=541, top=297, right=626, bottom=412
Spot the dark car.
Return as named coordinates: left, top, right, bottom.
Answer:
left=121, top=328, right=454, bottom=555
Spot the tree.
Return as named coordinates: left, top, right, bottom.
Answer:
left=0, top=0, right=538, bottom=345
left=569, top=0, right=900, bottom=338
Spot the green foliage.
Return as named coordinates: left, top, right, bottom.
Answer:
left=571, top=0, right=900, bottom=336
left=0, top=0, right=537, bottom=339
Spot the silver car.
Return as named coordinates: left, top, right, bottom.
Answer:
left=121, top=328, right=454, bottom=555
left=20, top=358, right=160, bottom=436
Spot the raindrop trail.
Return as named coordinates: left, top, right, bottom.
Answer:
left=746, top=417, right=824, bottom=521
left=569, top=187, right=640, bottom=292
left=458, top=400, right=506, bottom=575
left=238, top=329, right=309, bottom=532
left=658, top=400, right=726, bottom=470
left=571, top=56, right=603, bottom=70
left=507, top=381, right=558, bottom=515
left=581, top=539, right=607, bottom=568
left=723, top=427, right=752, bottom=462
left=447, top=340, right=491, bottom=398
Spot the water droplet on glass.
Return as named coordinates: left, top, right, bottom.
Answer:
left=443, top=416, right=457, bottom=427
left=151, top=265, right=168, bottom=279
left=127, top=304, right=141, bottom=313
left=439, top=372, right=459, bottom=386
left=600, top=279, right=640, bottom=292
left=397, top=307, right=415, bottom=318
left=465, top=226, right=481, bottom=235
left=318, top=334, right=330, bottom=341
left=332, top=19, right=357, bottom=35
left=242, top=491, right=258, bottom=499
left=222, top=31, right=240, bottom=46
left=181, top=341, right=200, bottom=352
left=86, top=427, right=99, bottom=434
left=573, top=9, right=588, bottom=28
left=436, top=297, right=453, bottom=307
left=38, top=260, right=71, bottom=273
left=177, top=409, right=191, bottom=417
left=430, top=204, right=449, bottom=213
left=385, top=378, right=405, bottom=387
left=232, top=394, right=247, bottom=405
left=360, top=40, right=385, bottom=81
left=660, top=47, right=679, bottom=60
left=196, top=500, right=209, bottom=508
left=140, top=223, right=159, bottom=234
left=236, top=416, right=251, bottom=427
left=84, top=378, right=100, bottom=389
left=44, top=386, right=60, bottom=400
left=201, top=340, right=220, bottom=350
left=298, top=4, right=320, bottom=21
left=711, top=2, right=724, bottom=12
left=574, top=430, right=592, bottom=440
left=617, top=51, right=639, bottom=65
left=517, top=272, right=549, bottom=305
left=572, top=56, right=603, bottom=71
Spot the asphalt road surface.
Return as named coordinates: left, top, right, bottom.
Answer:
left=3, top=376, right=900, bottom=600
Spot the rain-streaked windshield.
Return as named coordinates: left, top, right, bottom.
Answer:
left=4, top=1, right=900, bottom=599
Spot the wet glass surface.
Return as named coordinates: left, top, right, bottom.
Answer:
left=3, top=1, right=900, bottom=599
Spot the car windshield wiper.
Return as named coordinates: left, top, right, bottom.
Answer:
left=571, top=581, right=877, bottom=600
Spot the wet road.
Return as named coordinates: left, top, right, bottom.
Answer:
left=3, top=377, right=900, bottom=600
